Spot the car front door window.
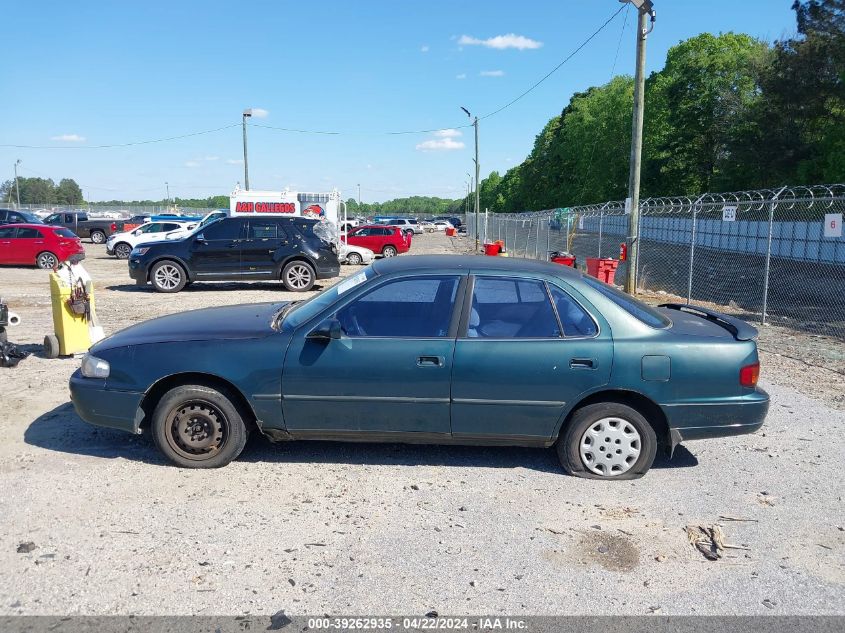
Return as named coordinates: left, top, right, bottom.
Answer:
left=337, top=276, right=460, bottom=337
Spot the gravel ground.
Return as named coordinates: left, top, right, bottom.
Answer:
left=0, top=232, right=842, bottom=616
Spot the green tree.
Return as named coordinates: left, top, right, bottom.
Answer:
left=55, top=178, right=84, bottom=205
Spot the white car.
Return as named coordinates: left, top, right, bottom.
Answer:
left=385, top=218, right=423, bottom=235
left=161, top=210, right=228, bottom=241
left=339, top=242, right=375, bottom=265
left=432, top=220, right=454, bottom=232
left=106, top=220, right=196, bottom=259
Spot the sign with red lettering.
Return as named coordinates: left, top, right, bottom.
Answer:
left=235, top=201, right=296, bottom=214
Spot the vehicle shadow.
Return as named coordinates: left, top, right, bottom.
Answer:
left=26, top=402, right=699, bottom=472
left=104, top=282, right=329, bottom=293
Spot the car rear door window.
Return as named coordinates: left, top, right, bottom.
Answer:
left=337, top=276, right=460, bottom=338
left=247, top=221, right=284, bottom=239
left=16, top=228, right=43, bottom=239
left=468, top=277, right=561, bottom=338
left=548, top=284, right=598, bottom=337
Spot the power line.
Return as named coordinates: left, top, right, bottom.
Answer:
left=250, top=122, right=473, bottom=137
left=480, top=4, right=627, bottom=121
left=0, top=123, right=240, bottom=149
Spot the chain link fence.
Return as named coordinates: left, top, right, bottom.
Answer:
left=467, top=185, right=845, bottom=341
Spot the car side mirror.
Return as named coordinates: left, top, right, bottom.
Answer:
left=307, top=317, right=342, bottom=341
left=133, top=229, right=142, bottom=236
left=196, top=233, right=206, bottom=242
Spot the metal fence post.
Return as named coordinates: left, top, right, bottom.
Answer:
left=598, top=204, right=607, bottom=258
left=687, top=194, right=705, bottom=304
left=761, top=186, right=787, bottom=324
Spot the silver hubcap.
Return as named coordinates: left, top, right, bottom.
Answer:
left=286, top=265, right=312, bottom=290
left=38, top=253, right=56, bottom=268
left=348, top=254, right=361, bottom=264
left=115, top=244, right=130, bottom=258
left=579, top=417, right=641, bottom=476
left=383, top=247, right=396, bottom=257
left=154, top=264, right=181, bottom=290
left=92, top=232, right=104, bottom=243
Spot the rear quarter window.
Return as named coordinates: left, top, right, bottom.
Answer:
left=54, top=228, right=77, bottom=238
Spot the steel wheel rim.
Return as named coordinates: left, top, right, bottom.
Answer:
left=154, top=264, right=181, bottom=290
left=286, top=264, right=312, bottom=290
left=115, top=244, right=131, bottom=259
left=91, top=232, right=105, bottom=244
left=579, top=416, right=641, bottom=476
left=38, top=253, right=57, bottom=269
left=165, top=399, right=228, bottom=461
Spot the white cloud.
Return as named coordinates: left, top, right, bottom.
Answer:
left=455, top=73, right=467, bottom=80
left=421, top=45, right=429, bottom=53
left=226, top=159, right=244, bottom=165
left=480, top=70, right=505, bottom=77
left=248, top=107, right=269, bottom=118
left=50, top=134, right=85, bottom=142
left=416, top=137, right=465, bottom=152
left=433, top=128, right=462, bottom=138
left=204, top=155, right=220, bottom=161
left=458, top=33, right=542, bottom=50
left=184, top=161, right=200, bottom=168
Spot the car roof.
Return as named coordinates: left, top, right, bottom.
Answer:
left=0, top=223, right=58, bottom=230
left=372, top=254, right=583, bottom=279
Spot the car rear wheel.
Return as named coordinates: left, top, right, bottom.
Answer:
left=150, top=260, right=187, bottom=293
left=113, top=243, right=132, bottom=259
left=36, top=252, right=58, bottom=270
left=151, top=385, right=248, bottom=468
left=382, top=245, right=398, bottom=257
left=346, top=252, right=363, bottom=265
left=557, top=402, right=657, bottom=480
left=90, top=230, right=106, bottom=244
left=282, top=261, right=315, bottom=292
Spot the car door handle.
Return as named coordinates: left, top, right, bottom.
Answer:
left=417, top=356, right=445, bottom=367
left=570, top=358, right=596, bottom=369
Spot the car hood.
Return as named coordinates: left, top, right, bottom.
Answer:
left=91, top=302, right=286, bottom=352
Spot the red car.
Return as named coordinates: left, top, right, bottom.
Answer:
left=0, top=223, right=85, bottom=269
left=342, top=224, right=410, bottom=258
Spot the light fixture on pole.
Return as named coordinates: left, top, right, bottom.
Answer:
left=460, top=107, right=480, bottom=251
left=242, top=109, right=253, bottom=190
left=13, top=159, right=21, bottom=206
left=620, top=0, right=656, bottom=294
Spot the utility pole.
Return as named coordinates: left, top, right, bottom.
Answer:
left=14, top=159, right=21, bottom=206
left=242, top=109, right=253, bottom=190
left=357, top=183, right=361, bottom=213
left=461, top=107, right=480, bottom=251
left=165, top=181, right=170, bottom=207
left=622, top=0, right=656, bottom=294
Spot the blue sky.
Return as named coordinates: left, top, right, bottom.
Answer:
left=2, top=0, right=797, bottom=203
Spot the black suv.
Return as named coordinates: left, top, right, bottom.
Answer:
left=128, top=216, right=340, bottom=293
left=0, top=209, right=43, bottom=225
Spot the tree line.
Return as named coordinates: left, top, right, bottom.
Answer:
left=345, top=195, right=464, bottom=216
left=1, top=177, right=84, bottom=206
left=476, top=0, right=845, bottom=213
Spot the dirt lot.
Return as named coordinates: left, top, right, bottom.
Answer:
left=0, top=232, right=843, bottom=616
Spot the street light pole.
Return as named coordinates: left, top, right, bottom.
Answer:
left=14, top=159, right=21, bottom=206
left=242, top=109, right=253, bottom=190
left=165, top=181, right=170, bottom=207
left=357, top=183, right=361, bottom=212
left=622, top=0, right=656, bottom=294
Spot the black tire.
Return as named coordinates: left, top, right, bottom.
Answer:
left=113, top=242, right=132, bottom=259
left=90, top=230, right=106, bottom=244
left=346, top=252, right=363, bottom=265
left=382, top=245, right=398, bottom=257
left=36, top=251, right=58, bottom=270
left=281, top=260, right=315, bottom=292
left=43, top=334, right=60, bottom=359
left=150, top=260, right=187, bottom=293
left=556, top=402, right=657, bottom=480
left=151, top=384, right=248, bottom=468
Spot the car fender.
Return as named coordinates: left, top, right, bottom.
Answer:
left=274, top=253, right=318, bottom=278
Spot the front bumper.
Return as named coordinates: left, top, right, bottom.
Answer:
left=315, top=262, right=341, bottom=280
left=69, top=370, right=145, bottom=434
left=128, top=258, right=147, bottom=282
left=663, top=388, right=770, bottom=447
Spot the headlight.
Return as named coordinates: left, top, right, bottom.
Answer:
left=132, top=247, right=150, bottom=256
left=81, top=354, right=110, bottom=378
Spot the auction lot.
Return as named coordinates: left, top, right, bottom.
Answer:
left=0, top=231, right=842, bottom=616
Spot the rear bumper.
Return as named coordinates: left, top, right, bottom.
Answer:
left=663, top=388, right=770, bottom=447
left=69, top=370, right=144, bottom=434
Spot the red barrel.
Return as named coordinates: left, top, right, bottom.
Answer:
left=484, top=243, right=501, bottom=256
left=445, top=227, right=456, bottom=236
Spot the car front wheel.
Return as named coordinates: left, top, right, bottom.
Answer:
left=282, top=260, right=315, bottom=292
left=151, top=384, right=248, bottom=468
left=346, top=252, right=363, bottom=265
left=90, top=230, right=106, bottom=244
left=557, top=402, right=657, bottom=480
left=382, top=245, right=398, bottom=257
left=113, top=243, right=132, bottom=259
left=150, top=260, right=187, bottom=293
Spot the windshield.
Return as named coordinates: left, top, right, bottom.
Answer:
left=23, top=212, right=44, bottom=223
left=581, top=276, right=671, bottom=328
left=283, top=268, right=375, bottom=329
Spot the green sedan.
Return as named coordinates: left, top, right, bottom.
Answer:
left=69, top=255, right=768, bottom=479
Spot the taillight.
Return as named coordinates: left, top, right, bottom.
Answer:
left=740, top=362, right=760, bottom=388
left=111, top=223, right=117, bottom=231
